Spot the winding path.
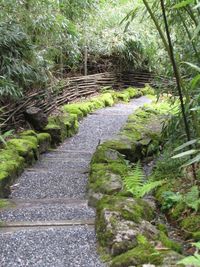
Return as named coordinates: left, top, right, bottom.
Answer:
left=0, top=96, right=151, bottom=267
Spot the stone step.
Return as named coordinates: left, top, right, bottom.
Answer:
left=47, top=149, right=94, bottom=154
left=10, top=170, right=89, bottom=199
left=0, top=198, right=95, bottom=223
left=0, top=225, right=104, bottom=267
left=25, top=168, right=89, bottom=174
left=34, top=159, right=89, bottom=170
left=0, top=219, right=95, bottom=231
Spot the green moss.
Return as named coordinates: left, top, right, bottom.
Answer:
left=63, top=114, right=79, bottom=137
left=91, top=145, right=127, bottom=165
left=141, top=85, right=155, bottom=95
left=62, top=104, right=84, bottom=119
left=181, top=215, right=200, bottom=233
left=0, top=149, right=25, bottom=197
left=37, top=133, right=51, bottom=142
left=36, top=133, right=51, bottom=153
left=20, top=130, right=38, bottom=137
left=136, top=234, right=148, bottom=245
left=95, top=196, right=154, bottom=249
left=124, top=87, right=142, bottom=98
left=155, top=183, right=172, bottom=205
left=0, top=199, right=11, bottom=209
left=102, top=138, right=142, bottom=162
left=192, top=231, right=200, bottom=241
left=44, top=116, right=67, bottom=144
left=157, top=223, right=168, bottom=235
left=6, top=138, right=38, bottom=163
left=89, top=172, right=122, bottom=195
left=20, top=135, right=38, bottom=147
left=44, top=124, right=60, bottom=130
left=99, top=93, right=114, bottom=106
left=44, top=124, right=62, bottom=146
left=115, top=91, right=130, bottom=102
left=62, top=100, right=101, bottom=118
left=89, top=159, right=128, bottom=196
left=159, top=231, right=182, bottom=253
left=91, top=162, right=129, bottom=179
left=110, top=243, right=163, bottom=267
left=97, top=195, right=154, bottom=223
left=7, top=138, right=38, bottom=155
left=169, top=202, right=185, bottom=220
left=121, top=122, right=143, bottom=141
left=90, top=98, right=105, bottom=109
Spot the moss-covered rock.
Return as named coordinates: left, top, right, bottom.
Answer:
left=97, top=195, right=154, bottom=223
left=158, top=231, right=182, bottom=253
left=88, top=155, right=130, bottom=206
left=0, top=149, right=25, bottom=197
left=90, top=98, right=105, bottom=109
left=44, top=123, right=62, bottom=146
left=115, top=91, right=130, bottom=102
left=141, top=85, right=155, bottom=96
left=99, top=93, right=114, bottom=107
left=96, top=195, right=157, bottom=256
left=124, top=87, right=143, bottom=98
left=91, top=145, right=127, bottom=165
left=7, top=138, right=38, bottom=164
left=110, top=243, right=163, bottom=267
left=43, top=115, right=66, bottom=145
left=37, top=133, right=51, bottom=153
left=19, top=130, right=38, bottom=138
left=20, top=130, right=51, bottom=154
left=63, top=114, right=79, bottom=137
left=101, top=138, right=142, bottom=162
left=62, top=103, right=84, bottom=119
left=180, top=215, right=200, bottom=234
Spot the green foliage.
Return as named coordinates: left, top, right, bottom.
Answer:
left=178, top=242, right=200, bottom=266
left=172, top=139, right=200, bottom=167
left=0, top=0, right=96, bottom=98
left=0, top=22, right=48, bottom=99
left=162, top=191, right=183, bottom=210
left=162, top=186, right=200, bottom=212
left=124, top=162, right=164, bottom=198
left=0, top=130, right=14, bottom=146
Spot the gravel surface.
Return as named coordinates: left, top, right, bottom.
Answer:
left=0, top=202, right=95, bottom=222
left=0, top=226, right=104, bottom=267
left=0, top=96, right=151, bottom=267
left=11, top=171, right=88, bottom=199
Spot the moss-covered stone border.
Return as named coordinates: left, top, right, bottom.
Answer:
left=88, top=100, right=184, bottom=266
left=0, top=86, right=152, bottom=198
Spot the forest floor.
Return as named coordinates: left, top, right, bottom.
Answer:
left=0, top=96, right=151, bottom=267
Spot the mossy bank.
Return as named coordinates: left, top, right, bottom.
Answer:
left=88, top=98, right=184, bottom=266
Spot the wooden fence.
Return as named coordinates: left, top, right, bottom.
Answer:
left=0, top=71, right=153, bottom=131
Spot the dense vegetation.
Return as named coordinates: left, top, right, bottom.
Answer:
left=0, top=0, right=200, bottom=265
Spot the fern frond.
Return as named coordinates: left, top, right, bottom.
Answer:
left=124, top=162, right=164, bottom=198
left=124, top=161, right=144, bottom=197
left=184, top=186, right=200, bottom=212
left=137, top=180, right=164, bottom=198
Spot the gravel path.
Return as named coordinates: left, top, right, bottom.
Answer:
left=0, top=96, right=151, bottom=267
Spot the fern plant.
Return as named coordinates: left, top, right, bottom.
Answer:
left=124, top=162, right=164, bottom=198
left=162, top=186, right=200, bottom=212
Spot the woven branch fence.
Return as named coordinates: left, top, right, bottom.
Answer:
left=0, top=71, right=154, bottom=131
